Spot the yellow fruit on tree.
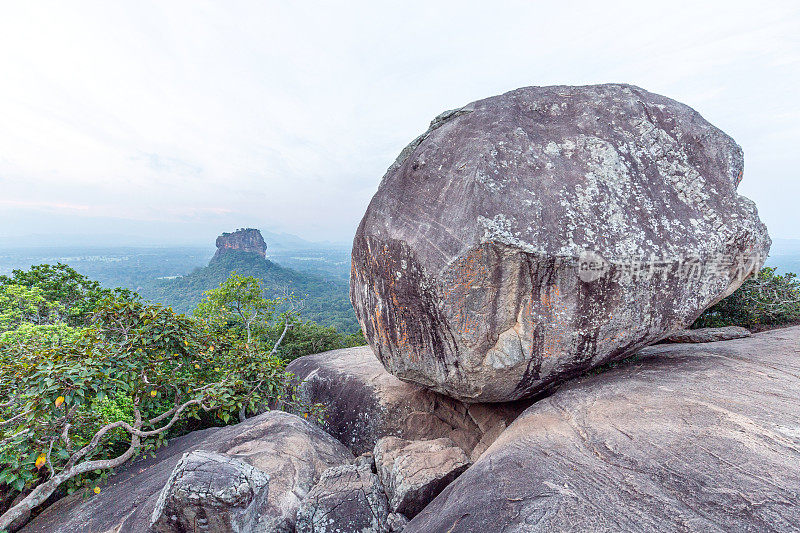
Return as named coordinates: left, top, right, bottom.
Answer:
left=54, top=396, right=65, bottom=408
left=35, top=453, right=47, bottom=470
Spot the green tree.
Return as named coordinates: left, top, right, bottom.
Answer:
left=274, top=320, right=365, bottom=362
left=0, top=284, right=62, bottom=333
left=194, top=271, right=301, bottom=349
left=0, top=283, right=318, bottom=529
left=693, top=267, right=800, bottom=328
left=0, top=263, right=131, bottom=327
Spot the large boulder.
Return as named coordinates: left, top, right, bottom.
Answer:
left=351, top=83, right=770, bottom=402
left=286, top=346, right=527, bottom=459
left=406, top=326, right=800, bottom=532
left=150, top=451, right=270, bottom=533
left=374, top=437, right=471, bottom=518
left=21, top=411, right=353, bottom=533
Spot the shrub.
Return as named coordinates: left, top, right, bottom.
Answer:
left=693, top=267, right=800, bottom=329
left=273, top=320, right=365, bottom=362
left=0, top=287, right=321, bottom=529
left=0, top=264, right=132, bottom=328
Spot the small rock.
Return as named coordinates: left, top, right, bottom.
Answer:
left=374, top=437, right=471, bottom=518
left=663, top=326, right=751, bottom=343
left=150, top=450, right=270, bottom=533
left=223, top=411, right=355, bottom=531
left=295, top=461, right=389, bottom=533
left=387, top=512, right=410, bottom=532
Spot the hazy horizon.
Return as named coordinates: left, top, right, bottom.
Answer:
left=1, top=1, right=799, bottom=244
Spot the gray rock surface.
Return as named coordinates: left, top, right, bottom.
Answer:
left=286, top=346, right=527, bottom=459
left=406, top=326, right=800, bottom=532
left=664, top=325, right=751, bottom=343
left=212, top=411, right=355, bottom=532
left=150, top=451, right=269, bottom=533
left=374, top=437, right=471, bottom=518
left=295, top=461, right=389, bottom=533
left=386, top=513, right=409, bottom=532
left=21, top=411, right=353, bottom=533
left=351, top=83, right=770, bottom=402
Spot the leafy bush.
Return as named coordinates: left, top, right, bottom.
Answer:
left=0, top=270, right=324, bottom=529
left=0, top=263, right=132, bottom=327
left=274, top=320, right=365, bottom=362
left=693, top=267, right=800, bottom=329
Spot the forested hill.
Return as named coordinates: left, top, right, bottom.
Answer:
left=138, top=250, right=359, bottom=333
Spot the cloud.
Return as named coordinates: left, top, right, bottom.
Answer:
left=0, top=0, right=798, bottom=243
left=0, top=200, right=90, bottom=212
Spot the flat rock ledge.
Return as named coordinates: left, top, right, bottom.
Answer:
left=21, top=411, right=354, bottom=533
left=663, top=325, right=752, bottom=343
left=406, top=326, right=800, bottom=533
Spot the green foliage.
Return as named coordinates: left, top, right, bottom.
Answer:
left=194, top=271, right=284, bottom=344
left=0, top=264, right=132, bottom=327
left=141, top=251, right=360, bottom=333
left=0, top=323, right=81, bottom=350
left=0, top=285, right=60, bottom=333
left=0, top=269, right=326, bottom=522
left=693, top=267, right=800, bottom=329
left=274, top=320, right=365, bottom=362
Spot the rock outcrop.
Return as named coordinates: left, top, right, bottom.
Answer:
left=664, top=325, right=751, bottom=343
left=286, top=346, right=527, bottom=459
left=406, top=326, right=800, bottom=532
left=295, top=460, right=389, bottom=533
left=213, top=228, right=267, bottom=260
left=150, top=451, right=270, bottom=533
left=351, top=83, right=770, bottom=402
left=374, top=437, right=470, bottom=518
left=21, top=411, right=353, bottom=533
left=211, top=411, right=355, bottom=532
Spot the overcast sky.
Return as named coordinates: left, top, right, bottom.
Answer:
left=0, top=1, right=798, bottom=246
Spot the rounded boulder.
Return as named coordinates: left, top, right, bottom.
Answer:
left=350, top=84, right=770, bottom=402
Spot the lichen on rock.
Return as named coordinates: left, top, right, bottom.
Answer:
left=351, top=83, right=770, bottom=402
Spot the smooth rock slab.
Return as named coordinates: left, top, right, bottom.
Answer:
left=374, top=437, right=471, bottom=518
left=406, top=326, right=800, bottom=532
left=295, top=461, right=389, bottom=533
left=664, top=325, right=751, bottom=343
left=150, top=451, right=269, bottom=533
left=351, top=83, right=770, bottom=402
left=287, top=346, right=527, bottom=459
left=21, top=411, right=353, bottom=533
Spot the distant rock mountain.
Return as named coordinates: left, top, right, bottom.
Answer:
left=213, top=228, right=268, bottom=260
left=137, top=230, right=359, bottom=333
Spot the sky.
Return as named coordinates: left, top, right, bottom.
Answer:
left=0, top=0, right=798, bottom=246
